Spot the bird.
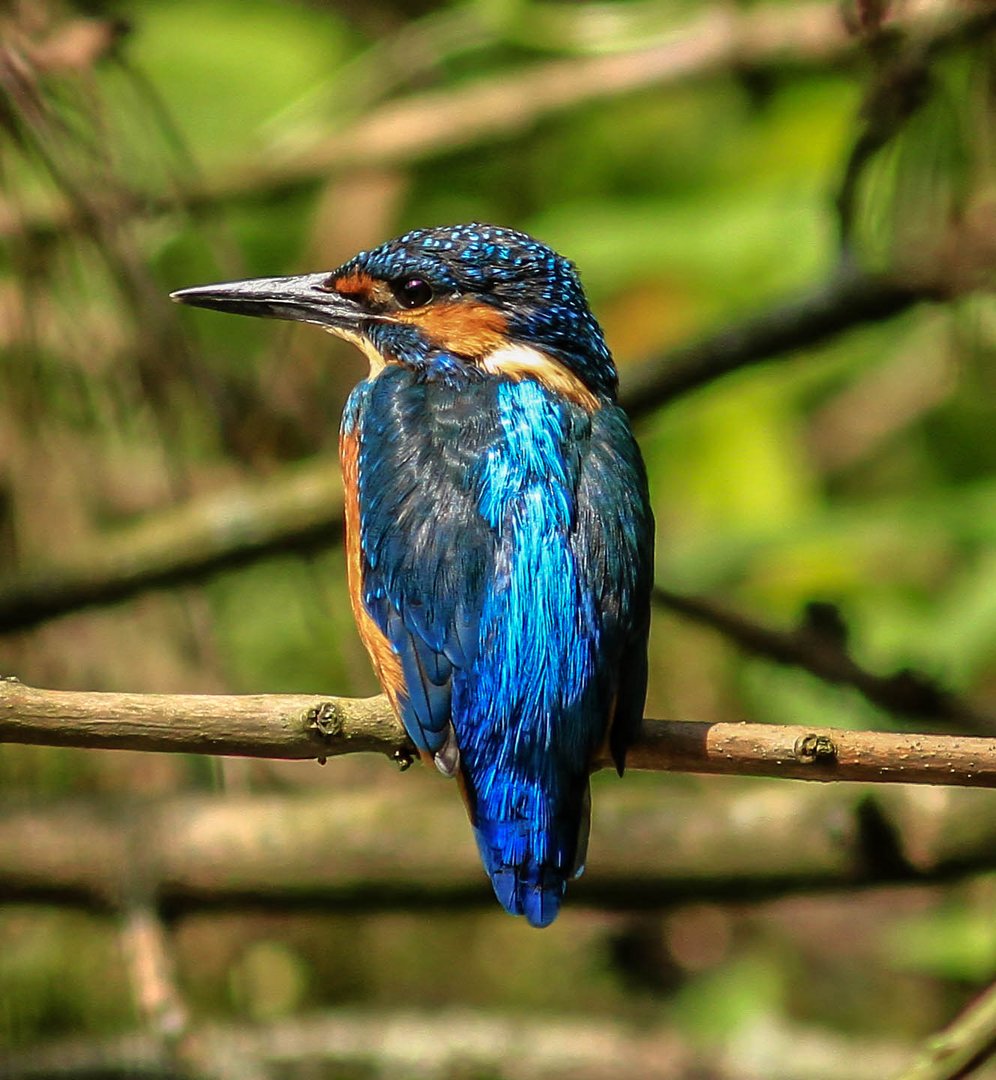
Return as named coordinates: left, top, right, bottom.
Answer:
left=171, top=223, right=654, bottom=928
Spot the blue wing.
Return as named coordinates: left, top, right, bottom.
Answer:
left=351, top=366, right=653, bottom=924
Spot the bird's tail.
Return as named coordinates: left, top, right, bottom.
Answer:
left=472, top=780, right=591, bottom=929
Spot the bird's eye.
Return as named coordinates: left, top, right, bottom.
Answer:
left=392, top=277, right=434, bottom=309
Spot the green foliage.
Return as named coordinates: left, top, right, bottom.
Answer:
left=888, top=883, right=996, bottom=983
left=123, top=0, right=353, bottom=167
left=0, top=909, right=134, bottom=1046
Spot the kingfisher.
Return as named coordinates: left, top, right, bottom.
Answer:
left=171, top=224, right=654, bottom=927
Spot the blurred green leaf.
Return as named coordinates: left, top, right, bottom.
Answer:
left=888, top=900, right=996, bottom=983
left=124, top=0, right=350, bottom=167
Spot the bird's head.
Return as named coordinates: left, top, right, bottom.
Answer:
left=171, top=224, right=616, bottom=405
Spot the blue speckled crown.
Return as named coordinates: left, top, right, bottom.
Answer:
left=340, top=224, right=617, bottom=397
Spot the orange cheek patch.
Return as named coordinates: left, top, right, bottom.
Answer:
left=339, top=428, right=407, bottom=713
left=396, top=300, right=510, bottom=359
left=331, top=271, right=375, bottom=299
left=330, top=272, right=393, bottom=308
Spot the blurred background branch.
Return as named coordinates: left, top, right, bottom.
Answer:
left=0, top=1007, right=926, bottom=1080
left=2, top=778, right=995, bottom=913
left=652, top=588, right=995, bottom=733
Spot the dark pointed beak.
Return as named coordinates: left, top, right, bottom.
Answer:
left=169, top=273, right=370, bottom=331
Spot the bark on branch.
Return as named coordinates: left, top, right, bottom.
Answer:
left=896, top=978, right=996, bottom=1080
left=2, top=678, right=995, bottom=787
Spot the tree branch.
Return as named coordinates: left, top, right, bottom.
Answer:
left=0, top=460, right=344, bottom=633
left=2, top=678, right=995, bottom=787
left=0, top=678, right=403, bottom=763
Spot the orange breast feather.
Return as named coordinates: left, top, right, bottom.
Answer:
left=339, top=428, right=407, bottom=713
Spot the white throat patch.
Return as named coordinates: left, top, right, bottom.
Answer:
left=327, top=327, right=389, bottom=376
left=481, top=343, right=598, bottom=411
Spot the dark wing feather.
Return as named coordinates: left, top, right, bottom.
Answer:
left=573, top=403, right=654, bottom=774
left=355, top=369, right=500, bottom=755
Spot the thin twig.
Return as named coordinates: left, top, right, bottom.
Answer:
left=118, top=904, right=190, bottom=1056
left=620, top=268, right=936, bottom=416
left=653, top=589, right=993, bottom=733
left=895, top=979, right=996, bottom=1080
left=1, top=678, right=995, bottom=787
